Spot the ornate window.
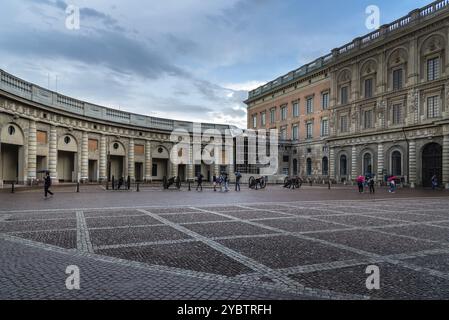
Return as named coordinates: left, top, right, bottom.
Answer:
left=340, top=155, right=347, bottom=176
left=393, top=69, right=403, bottom=90
left=306, top=158, right=312, bottom=176
left=322, top=157, right=329, bottom=176
left=427, top=96, right=440, bottom=118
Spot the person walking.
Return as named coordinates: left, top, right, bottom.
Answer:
left=389, top=179, right=396, bottom=193
left=223, top=173, right=229, bottom=192
left=196, top=172, right=204, bottom=191
left=44, top=171, right=54, bottom=199
left=368, top=177, right=375, bottom=194
left=431, top=175, right=438, bottom=190
left=235, top=171, right=241, bottom=192
left=212, top=175, right=217, bottom=192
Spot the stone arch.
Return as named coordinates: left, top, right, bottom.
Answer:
left=109, top=140, right=126, bottom=156
left=58, top=133, right=78, bottom=152
left=360, top=58, right=378, bottom=77
left=386, top=145, right=405, bottom=177
left=360, top=148, right=375, bottom=176
left=152, top=145, right=170, bottom=159
left=337, top=68, right=352, bottom=83
left=419, top=33, right=446, bottom=56
left=387, top=47, right=409, bottom=68
left=0, top=123, right=25, bottom=145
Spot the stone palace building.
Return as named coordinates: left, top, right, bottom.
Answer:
left=0, top=69, right=237, bottom=186
left=245, top=0, right=449, bottom=188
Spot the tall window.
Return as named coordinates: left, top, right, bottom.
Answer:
left=364, top=109, right=374, bottom=129
left=306, top=97, right=314, bottom=114
left=341, top=86, right=349, bottom=104
left=261, top=112, right=266, bottom=126
left=364, top=78, right=373, bottom=98
left=306, top=122, right=313, bottom=139
left=306, top=158, right=312, bottom=176
left=281, top=105, right=288, bottom=121
left=392, top=104, right=402, bottom=125
left=363, top=153, right=373, bottom=175
left=427, top=96, right=439, bottom=118
left=322, top=157, right=329, bottom=176
left=292, top=125, right=299, bottom=141
left=321, top=119, right=329, bottom=136
left=270, top=108, right=276, bottom=124
left=322, top=92, right=329, bottom=110
left=427, top=57, right=440, bottom=81
left=340, top=155, right=347, bottom=176
left=393, top=69, right=403, bottom=90
left=391, top=151, right=402, bottom=176
left=340, top=115, right=349, bottom=133
left=280, top=127, right=287, bottom=140
left=293, top=101, right=299, bottom=117
left=252, top=115, right=257, bottom=128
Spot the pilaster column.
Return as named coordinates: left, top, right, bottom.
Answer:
left=409, top=140, right=417, bottom=188
left=443, top=135, right=449, bottom=189
left=49, top=126, right=58, bottom=182
left=99, top=135, right=107, bottom=181
left=145, top=140, right=153, bottom=181
left=351, top=145, right=357, bottom=181
left=329, top=147, right=335, bottom=180
left=128, top=138, right=135, bottom=181
left=377, top=143, right=384, bottom=182
left=81, top=131, right=89, bottom=182
left=187, top=142, right=194, bottom=180
left=27, top=120, right=37, bottom=184
left=170, top=162, right=178, bottom=178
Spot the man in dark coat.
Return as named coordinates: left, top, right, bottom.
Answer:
left=44, top=171, right=54, bottom=198
left=196, top=173, right=204, bottom=191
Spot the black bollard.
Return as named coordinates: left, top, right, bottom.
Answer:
left=76, top=182, right=80, bottom=193
left=11, top=182, right=15, bottom=194
left=188, top=180, right=191, bottom=191
left=137, top=183, right=140, bottom=192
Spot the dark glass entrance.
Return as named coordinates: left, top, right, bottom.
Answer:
left=422, top=143, right=442, bottom=187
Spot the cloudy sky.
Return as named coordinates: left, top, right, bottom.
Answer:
left=0, top=0, right=429, bottom=128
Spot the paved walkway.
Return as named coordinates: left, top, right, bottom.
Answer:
left=1, top=189, right=449, bottom=300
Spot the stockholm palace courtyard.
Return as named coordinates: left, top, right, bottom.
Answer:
left=1, top=184, right=449, bottom=300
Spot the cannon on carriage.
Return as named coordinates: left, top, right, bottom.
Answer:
left=163, top=176, right=181, bottom=190
left=283, top=176, right=303, bottom=189
left=248, top=176, right=267, bottom=190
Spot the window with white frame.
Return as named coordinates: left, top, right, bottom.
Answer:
left=392, top=104, right=402, bottom=125
left=322, top=92, right=329, bottom=110
left=293, top=101, right=299, bottom=117
left=280, top=126, right=287, bottom=140
left=292, top=124, right=299, bottom=141
left=427, top=57, right=440, bottom=81
left=281, top=105, right=288, bottom=121
left=321, top=118, right=329, bottom=136
left=261, top=112, right=266, bottom=126
left=306, top=97, right=314, bottom=114
left=252, top=115, right=257, bottom=128
left=306, top=122, right=313, bottom=139
left=270, top=108, right=276, bottom=124
left=393, top=69, right=403, bottom=90
left=427, top=95, right=440, bottom=118
left=364, top=109, right=374, bottom=129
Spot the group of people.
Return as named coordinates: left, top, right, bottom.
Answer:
left=196, top=171, right=242, bottom=192
left=356, top=175, right=376, bottom=194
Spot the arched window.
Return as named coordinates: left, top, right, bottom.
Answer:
left=391, top=151, right=402, bottom=176
left=363, top=153, right=373, bottom=175
left=306, top=158, right=312, bottom=176
left=322, top=157, right=329, bottom=176
left=340, top=155, right=347, bottom=176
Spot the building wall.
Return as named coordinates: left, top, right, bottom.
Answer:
left=245, top=1, right=449, bottom=187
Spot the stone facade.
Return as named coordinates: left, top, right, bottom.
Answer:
left=0, top=70, right=236, bottom=186
left=245, top=0, right=449, bottom=188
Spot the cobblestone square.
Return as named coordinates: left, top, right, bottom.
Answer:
left=1, top=190, right=449, bottom=300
